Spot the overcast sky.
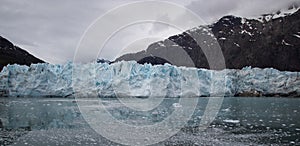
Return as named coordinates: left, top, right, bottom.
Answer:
left=0, top=0, right=299, bottom=64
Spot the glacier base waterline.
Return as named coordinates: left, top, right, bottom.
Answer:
left=0, top=61, right=299, bottom=97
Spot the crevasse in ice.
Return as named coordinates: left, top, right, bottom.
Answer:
left=0, top=61, right=299, bottom=97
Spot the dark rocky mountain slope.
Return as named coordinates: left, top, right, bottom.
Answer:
left=116, top=7, right=300, bottom=71
left=0, top=36, right=44, bottom=71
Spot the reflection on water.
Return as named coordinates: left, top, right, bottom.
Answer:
left=0, top=97, right=299, bottom=145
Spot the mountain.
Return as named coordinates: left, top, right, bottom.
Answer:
left=116, top=6, right=300, bottom=71
left=0, top=36, right=44, bottom=71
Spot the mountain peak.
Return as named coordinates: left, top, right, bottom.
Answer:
left=0, top=36, right=44, bottom=71
left=0, top=36, right=14, bottom=49
left=252, top=6, right=300, bottom=22
left=115, top=8, right=300, bottom=71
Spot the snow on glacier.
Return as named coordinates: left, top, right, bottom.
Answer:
left=0, top=61, right=299, bottom=97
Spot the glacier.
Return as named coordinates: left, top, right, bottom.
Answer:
left=0, top=61, right=299, bottom=97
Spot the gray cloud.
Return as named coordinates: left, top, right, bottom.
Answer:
left=0, top=0, right=128, bottom=63
left=0, top=0, right=299, bottom=64
left=186, top=0, right=300, bottom=23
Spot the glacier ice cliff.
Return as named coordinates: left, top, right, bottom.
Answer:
left=0, top=61, right=299, bottom=97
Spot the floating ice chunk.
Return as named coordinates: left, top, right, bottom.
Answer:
left=223, top=119, right=240, bottom=123
left=221, top=107, right=231, bottom=112
left=172, top=103, right=182, bottom=108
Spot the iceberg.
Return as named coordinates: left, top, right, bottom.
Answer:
left=0, top=61, right=299, bottom=97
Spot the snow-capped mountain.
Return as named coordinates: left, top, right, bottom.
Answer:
left=0, top=36, right=44, bottom=71
left=116, top=7, right=300, bottom=71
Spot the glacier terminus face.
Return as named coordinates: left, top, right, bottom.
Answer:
left=0, top=61, right=299, bottom=97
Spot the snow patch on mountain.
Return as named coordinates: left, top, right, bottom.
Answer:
left=248, top=6, right=300, bottom=22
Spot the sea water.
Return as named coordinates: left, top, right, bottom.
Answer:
left=0, top=97, right=299, bottom=145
